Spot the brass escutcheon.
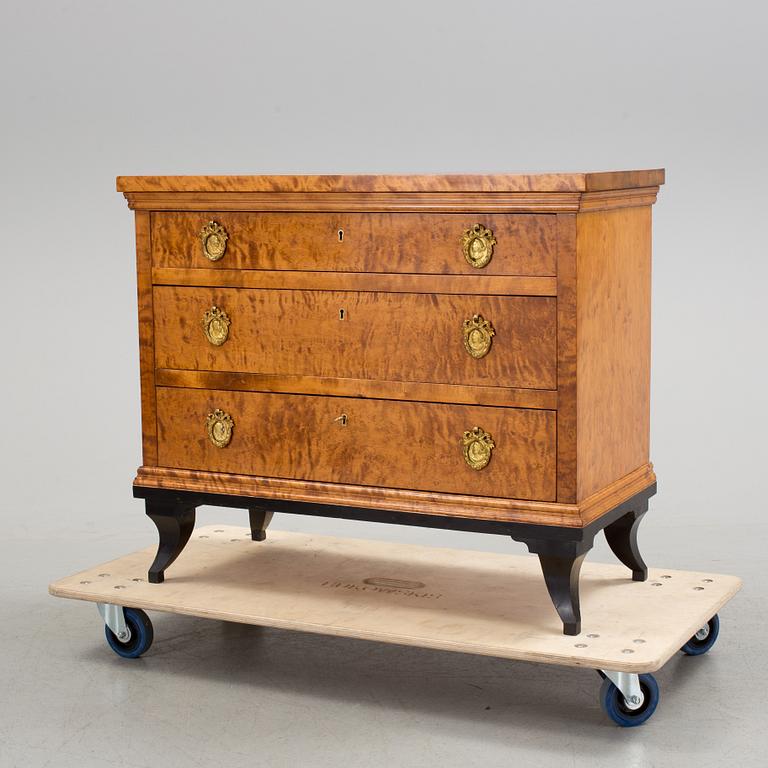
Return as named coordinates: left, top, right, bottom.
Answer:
left=206, top=409, right=234, bottom=448
left=199, top=220, right=229, bottom=261
left=460, top=223, right=496, bottom=269
left=462, top=314, right=495, bottom=358
left=201, top=306, right=231, bottom=346
left=462, top=426, right=495, bottom=470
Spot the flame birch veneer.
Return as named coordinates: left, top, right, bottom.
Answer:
left=118, top=170, right=665, bottom=635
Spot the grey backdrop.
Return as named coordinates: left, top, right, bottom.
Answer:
left=1, top=1, right=766, bottom=766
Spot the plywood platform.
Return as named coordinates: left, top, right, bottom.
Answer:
left=49, top=527, right=741, bottom=673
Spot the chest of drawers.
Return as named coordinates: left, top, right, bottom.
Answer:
left=118, top=170, right=664, bottom=635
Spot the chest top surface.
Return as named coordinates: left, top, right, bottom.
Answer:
left=117, top=169, right=664, bottom=194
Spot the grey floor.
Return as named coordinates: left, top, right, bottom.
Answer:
left=1, top=511, right=764, bottom=768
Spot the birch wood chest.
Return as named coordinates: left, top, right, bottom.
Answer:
left=118, top=170, right=664, bottom=634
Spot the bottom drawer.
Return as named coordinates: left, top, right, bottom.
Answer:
left=156, top=387, right=556, bottom=501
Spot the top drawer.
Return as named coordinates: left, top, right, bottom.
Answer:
left=152, top=212, right=557, bottom=276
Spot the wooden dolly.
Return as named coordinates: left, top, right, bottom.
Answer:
left=49, top=526, right=741, bottom=727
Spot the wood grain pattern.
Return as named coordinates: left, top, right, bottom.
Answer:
left=122, top=172, right=663, bottom=531
left=49, top=527, right=740, bottom=673
left=155, top=387, right=557, bottom=501
left=576, top=207, right=652, bottom=501
left=135, top=466, right=576, bottom=525
left=128, top=191, right=584, bottom=213
left=153, top=287, right=557, bottom=391
left=152, top=212, right=557, bottom=276
left=125, top=187, right=661, bottom=214
left=155, top=369, right=558, bottom=410
left=555, top=214, right=578, bottom=503
left=152, top=268, right=557, bottom=297
left=579, top=464, right=656, bottom=526
left=132, top=461, right=655, bottom=528
left=134, top=211, right=157, bottom=465
left=117, top=170, right=665, bottom=194
left=579, top=187, right=659, bottom=212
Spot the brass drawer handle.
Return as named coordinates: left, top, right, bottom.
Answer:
left=462, top=426, right=495, bottom=470
left=199, top=220, right=229, bottom=261
left=201, top=306, right=231, bottom=346
left=461, top=223, right=496, bottom=269
left=206, top=409, right=234, bottom=448
left=463, top=314, right=495, bottom=358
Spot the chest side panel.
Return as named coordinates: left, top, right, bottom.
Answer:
left=576, top=206, right=652, bottom=502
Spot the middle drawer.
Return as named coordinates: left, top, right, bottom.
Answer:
left=154, top=286, right=557, bottom=390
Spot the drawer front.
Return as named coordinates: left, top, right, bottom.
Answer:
left=152, top=212, right=557, bottom=276
left=154, top=287, right=557, bottom=390
left=156, top=388, right=556, bottom=501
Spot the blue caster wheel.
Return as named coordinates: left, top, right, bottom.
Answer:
left=681, top=614, right=719, bottom=656
left=599, top=673, right=659, bottom=727
left=105, top=608, right=154, bottom=658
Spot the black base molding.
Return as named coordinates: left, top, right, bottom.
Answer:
left=134, top=482, right=656, bottom=636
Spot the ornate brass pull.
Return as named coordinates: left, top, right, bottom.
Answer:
left=201, top=306, right=231, bottom=346
left=461, top=223, right=496, bottom=269
left=199, top=220, right=229, bottom=261
left=462, top=426, right=495, bottom=470
left=462, top=314, right=495, bottom=359
left=206, top=409, right=234, bottom=448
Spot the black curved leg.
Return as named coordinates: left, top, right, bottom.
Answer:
left=537, top=553, right=587, bottom=636
left=248, top=508, right=274, bottom=541
left=145, top=499, right=197, bottom=583
left=604, top=510, right=648, bottom=581
left=512, top=532, right=594, bottom=636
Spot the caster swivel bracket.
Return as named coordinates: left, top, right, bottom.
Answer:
left=600, top=670, right=644, bottom=710
left=97, top=603, right=130, bottom=643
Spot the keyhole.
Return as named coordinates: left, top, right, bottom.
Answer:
left=334, top=414, right=348, bottom=426
left=339, top=308, right=345, bottom=320
left=338, top=228, right=344, bottom=242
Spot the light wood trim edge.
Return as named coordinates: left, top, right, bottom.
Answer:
left=134, top=466, right=580, bottom=526
left=124, top=191, right=581, bottom=212
left=124, top=188, right=659, bottom=214
left=133, top=462, right=656, bottom=528
left=154, top=369, right=558, bottom=410
left=117, top=170, right=664, bottom=194
left=151, top=268, right=557, bottom=296
left=583, top=169, right=664, bottom=192
left=555, top=215, right=577, bottom=502
left=135, top=212, right=157, bottom=464
left=578, top=463, right=657, bottom=526
left=579, top=187, right=659, bottom=212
